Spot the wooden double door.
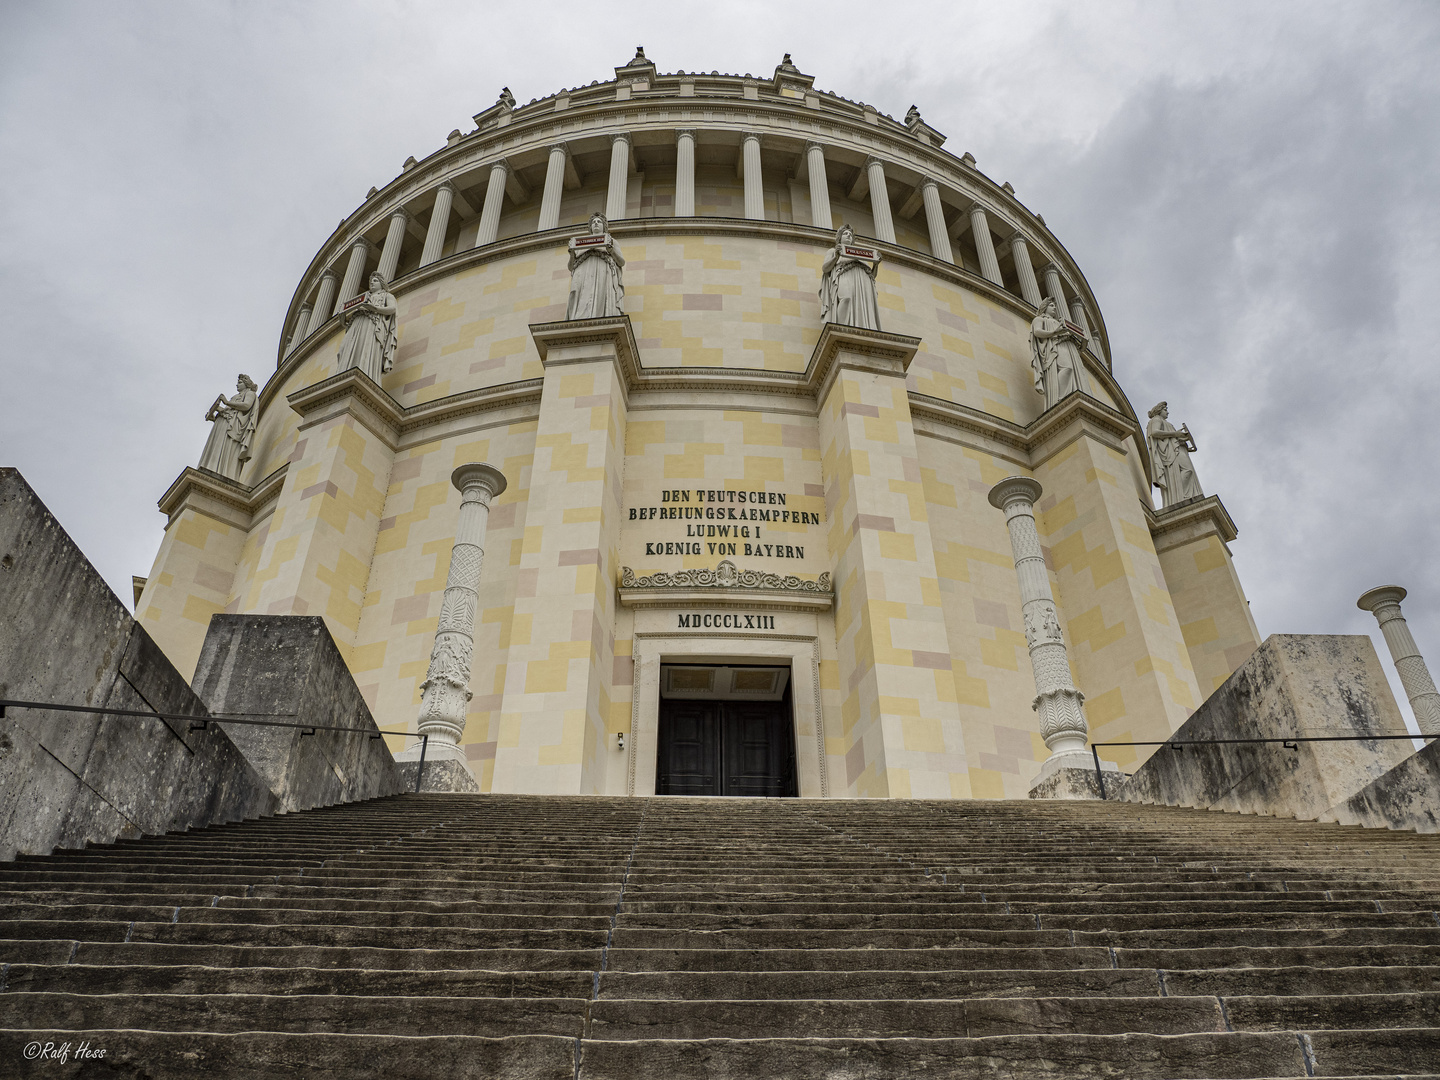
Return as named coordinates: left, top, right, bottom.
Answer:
left=656, top=695, right=798, bottom=797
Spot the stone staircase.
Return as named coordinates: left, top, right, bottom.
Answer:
left=1, top=795, right=1438, bottom=1078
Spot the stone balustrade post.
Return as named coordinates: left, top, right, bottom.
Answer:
left=411, top=463, right=508, bottom=760
left=741, top=132, right=764, bottom=220
left=921, top=179, right=953, bottom=264
left=805, top=143, right=831, bottom=229
left=606, top=134, right=631, bottom=222
left=308, top=272, right=338, bottom=334
left=969, top=204, right=1003, bottom=285
left=988, top=476, right=1091, bottom=763
left=285, top=305, right=312, bottom=356
left=475, top=160, right=509, bottom=247
left=376, top=208, right=409, bottom=282
left=865, top=157, right=895, bottom=243
left=539, top=145, right=567, bottom=231
left=335, top=240, right=372, bottom=313
left=675, top=130, right=696, bottom=216
left=1010, top=232, right=1043, bottom=307
left=420, top=182, right=455, bottom=267
left=1359, top=586, right=1440, bottom=738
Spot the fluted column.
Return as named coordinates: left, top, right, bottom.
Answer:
left=805, top=143, right=831, bottom=229
left=988, top=476, right=1090, bottom=762
left=420, top=182, right=455, bottom=267
left=606, top=134, right=631, bottom=222
left=969, top=204, right=1003, bottom=285
left=285, top=305, right=312, bottom=356
left=674, top=130, right=696, bottom=216
left=335, top=240, right=371, bottom=313
left=865, top=157, right=895, bottom=243
left=412, top=463, right=508, bottom=760
left=1359, top=586, right=1440, bottom=738
left=475, top=160, right=509, bottom=247
left=741, top=132, right=764, bottom=220
left=311, top=272, right=338, bottom=333
left=1010, top=232, right=1043, bottom=306
left=538, top=145, right=567, bottom=231
left=376, top=208, right=409, bottom=282
left=920, top=179, right=953, bottom=263
left=1042, top=263, right=1069, bottom=315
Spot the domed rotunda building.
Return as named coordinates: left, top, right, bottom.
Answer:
left=137, top=49, right=1260, bottom=800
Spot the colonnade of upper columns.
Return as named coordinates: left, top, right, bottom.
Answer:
left=281, top=57, right=1106, bottom=373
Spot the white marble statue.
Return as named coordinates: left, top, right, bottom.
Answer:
left=336, top=270, right=398, bottom=381
left=819, top=224, right=882, bottom=330
left=566, top=212, right=626, bottom=319
left=1029, top=296, right=1089, bottom=410
left=1147, top=401, right=1203, bottom=506
left=198, top=374, right=258, bottom=481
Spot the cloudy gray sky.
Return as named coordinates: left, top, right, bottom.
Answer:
left=3, top=1, right=1438, bottom=734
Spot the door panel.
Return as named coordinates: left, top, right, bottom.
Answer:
left=658, top=694, right=797, bottom=797
left=656, top=701, right=719, bottom=795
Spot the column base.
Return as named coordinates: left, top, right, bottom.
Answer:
left=1029, top=751, right=1122, bottom=801
left=394, top=758, right=481, bottom=794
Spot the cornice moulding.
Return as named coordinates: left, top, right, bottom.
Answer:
left=619, top=562, right=834, bottom=612
left=157, top=464, right=288, bottom=529
left=1145, top=494, right=1239, bottom=553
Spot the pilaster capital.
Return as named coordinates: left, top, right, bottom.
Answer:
left=388, top=205, right=415, bottom=226
left=919, top=176, right=941, bottom=193
left=863, top=156, right=887, bottom=173
left=740, top=130, right=763, bottom=145
left=1009, top=230, right=1030, bottom=247
left=318, top=268, right=339, bottom=283
left=1358, top=585, right=1408, bottom=614
left=452, top=462, right=507, bottom=503
left=610, top=132, right=632, bottom=148
left=675, top=129, right=696, bottom=142
left=968, top=201, right=990, bottom=220
left=350, top=236, right=380, bottom=258
left=1042, top=261, right=1065, bottom=277
left=804, top=141, right=826, bottom=155
left=435, top=179, right=457, bottom=196
left=298, top=302, right=313, bottom=315
left=487, top=157, right=511, bottom=177
left=547, top=142, right=571, bottom=158
left=987, top=475, right=1043, bottom=512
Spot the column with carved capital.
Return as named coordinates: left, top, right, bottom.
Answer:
left=539, top=145, right=568, bottom=231
left=1009, top=232, right=1043, bottom=307
left=865, top=158, right=895, bottom=243
left=406, top=463, right=508, bottom=766
left=805, top=143, right=831, bottom=229
left=285, top=305, right=312, bottom=356
left=420, top=182, right=455, bottom=267
left=475, top=160, right=509, bottom=247
left=741, top=133, right=764, bottom=220
left=605, top=134, right=631, bottom=222
left=921, top=179, right=953, bottom=263
left=335, top=239, right=372, bottom=313
left=309, top=271, right=338, bottom=336
left=1358, top=586, right=1440, bottom=738
left=1042, top=263, right=1069, bottom=316
left=988, top=476, right=1092, bottom=777
left=675, top=131, right=696, bottom=216
left=376, top=207, right=410, bottom=282
left=969, top=204, right=1003, bottom=285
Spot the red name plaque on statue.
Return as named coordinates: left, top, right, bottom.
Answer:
left=1064, top=320, right=1087, bottom=338
left=570, top=233, right=609, bottom=250
left=341, top=293, right=369, bottom=312
left=842, top=244, right=879, bottom=261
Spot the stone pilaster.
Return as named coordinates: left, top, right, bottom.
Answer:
left=475, top=160, right=509, bottom=247
left=815, top=325, right=969, bottom=798
left=969, top=204, right=1003, bottom=286
left=988, top=477, right=1089, bottom=766
left=741, top=133, right=764, bottom=220
left=491, top=317, right=633, bottom=793
left=420, top=182, right=454, bottom=267
left=675, top=131, right=696, bottom=216
left=1010, top=232, right=1043, bottom=307
left=1359, top=586, right=1440, bottom=738
left=921, top=180, right=953, bottom=264
left=605, top=135, right=631, bottom=222
left=865, top=158, right=895, bottom=243
left=806, top=143, right=831, bottom=229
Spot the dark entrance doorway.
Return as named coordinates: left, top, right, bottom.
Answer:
left=656, top=664, right=798, bottom=797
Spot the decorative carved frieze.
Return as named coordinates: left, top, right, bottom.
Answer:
left=621, top=559, right=830, bottom=593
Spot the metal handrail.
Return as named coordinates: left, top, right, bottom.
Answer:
left=0, top=698, right=431, bottom=793
left=1089, top=733, right=1426, bottom=800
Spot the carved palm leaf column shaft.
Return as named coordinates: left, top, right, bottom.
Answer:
left=416, top=463, right=507, bottom=756
left=988, top=476, right=1090, bottom=759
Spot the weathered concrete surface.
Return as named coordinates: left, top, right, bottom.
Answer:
left=0, top=468, right=277, bottom=860
left=192, top=615, right=403, bottom=811
left=1116, top=634, right=1415, bottom=820
left=1029, top=764, right=1115, bottom=800
left=1324, top=734, right=1440, bottom=832
left=396, top=757, right=482, bottom=793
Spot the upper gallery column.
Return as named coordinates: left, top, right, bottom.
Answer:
left=805, top=143, right=832, bottom=229
left=605, top=134, right=631, bottom=222
left=920, top=179, right=953, bottom=263
left=335, top=238, right=374, bottom=313
left=674, top=130, right=696, bottom=216
left=1009, top=231, right=1043, bottom=307
left=969, top=204, right=1003, bottom=285
left=311, top=270, right=339, bottom=332
left=538, top=145, right=568, bottom=231
left=1042, top=263, right=1069, bottom=316
left=285, top=305, right=312, bottom=356
left=1358, top=586, right=1440, bottom=738
left=1068, top=295, right=1096, bottom=353
left=865, top=157, right=895, bottom=243
left=475, top=160, right=510, bottom=247
left=741, top=132, right=764, bottom=220
left=376, top=207, right=411, bottom=283
left=420, top=182, right=455, bottom=267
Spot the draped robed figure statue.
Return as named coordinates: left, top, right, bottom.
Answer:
left=1029, top=296, right=1090, bottom=411
left=198, top=374, right=258, bottom=481
left=1147, top=401, right=1204, bottom=507
left=566, top=212, right=626, bottom=319
left=819, top=224, right=882, bottom=330
left=337, top=270, right=398, bottom=382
